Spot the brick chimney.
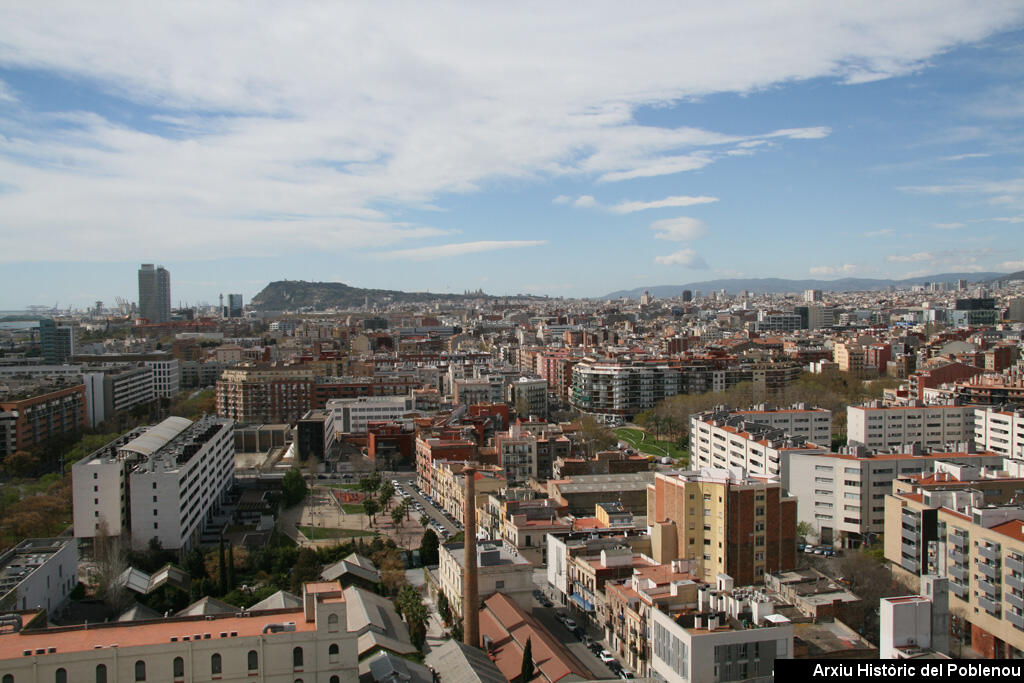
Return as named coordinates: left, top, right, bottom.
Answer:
left=463, top=464, right=479, bottom=648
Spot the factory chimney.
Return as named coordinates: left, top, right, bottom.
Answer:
left=463, top=464, right=479, bottom=648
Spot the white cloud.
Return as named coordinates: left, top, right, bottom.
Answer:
left=0, top=2, right=1020, bottom=260
left=0, top=79, right=15, bottom=102
left=863, top=228, right=894, bottom=237
left=990, top=216, right=1024, bottom=223
left=999, top=260, right=1024, bottom=271
left=654, top=248, right=708, bottom=268
left=887, top=251, right=935, bottom=263
left=610, top=195, right=718, bottom=214
left=375, top=240, right=547, bottom=261
left=899, top=177, right=1024, bottom=209
left=552, top=195, right=572, bottom=204
left=650, top=217, right=708, bottom=241
left=573, top=195, right=598, bottom=208
left=933, top=222, right=966, bottom=229
left=809, top=264, right=859, bottom=276
left=941, top=152, right=990, bottom=161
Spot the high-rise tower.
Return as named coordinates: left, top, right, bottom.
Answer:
left=138, top=264, right=171, bottom=323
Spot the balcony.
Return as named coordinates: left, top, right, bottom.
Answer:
left=978, top=562, right=1001, bottom=581
left=949, top=565, right=968, bottom=582
left=1010, top=610, right=1024, bottom=631
left=978, top=544, right=1000, bottom=561
left=978, top=594, right=1001, bottom=616
left=950, top=534, right=968, bottom=550
left=949, top=549, right=966, bottom=564
left=1007, top=592, right=1024, bottom=611
left=1007, top=573, right=1024, bottom=591
left=949, top=581, right=968, bottom=599
left=977, top=578, right=999, bottom=596
left=902, top=529, right=920, bottom=544
left=1007, top=556, right=1024, bottom=574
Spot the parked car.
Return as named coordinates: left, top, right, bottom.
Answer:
left=619, top=669, right=635, bottom=679
left=563, top=618, right=577, bottom=630
left=599, top=650, right=615, bottom=664
left=803, top=545, right=815, bottom=553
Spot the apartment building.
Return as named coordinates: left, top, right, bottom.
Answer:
left=146, top=358, right=180, bottom=398
left=430, top=462, right=504, bottom=523
left=0, top=380, right=87, bottom=461
left=648, top=575, right=793, bottom=683
left=790, top=447, right=1004, bottom=548
left=690, top=412, right=828, bottom=479
left=216, top=364, right=315, bottom=424
left=507, top=376, right=548, bottom=418
left=437, top=540, right=532, bottom=620
left=82, top=364, right=155, bottom=428
left=495, top=422, right=539, bottom=484
left=0, top=581, right=358, bottom=682
left=847, top=401, right=977, bottom=451
left=975, top=406, right=1024, bottom=460
left=72, top=416, right=234, bottom=551
left=648, top=468, right=797, bottom=584
left=570, top=358, right=683, bottom=424
left=414, top=433, right=476, bottom=497
left=693, top=405, right=832, bottom=448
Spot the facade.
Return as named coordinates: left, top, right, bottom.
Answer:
left=437, top=540, right=533, bottom=620
left=879, top=577, right=950, bottom=659
left=647, top=468, right=798, bottom=584
left=689, top=412, right=828, bottom=479
left=570, top=358, right=683, bottom=424
left=974, top=406, right=1024, bottom=460
left=216, top=364, right=315, bottom=424
left=137, top=263, right=171, bottom=323
left=72, top=416, right=234, bottom=551
left=227, top=293, right=243, bottom=318
left=326, top=394, right=414, bottom=434
left=648, top=576, right=793, bottom=683
left=693, top=405, right=832, bottom=447
left=0, top=581, right=358, bottom=682
left=38, top=319, right=76, bottom=365
left=790, top=448, right=1003, bottom=547
left=847, top=402, right=977, bottom=451
left=0, top=538, right=78, bottom=618
left=0, top=381, right=87, bottom=461
left=506, top=376, right=548, bottom=418
left=145, top=358, right=180, bottom=398
left=82, top=365, right=155, bottom=428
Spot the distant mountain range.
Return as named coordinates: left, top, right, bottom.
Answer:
left=603, top=272, right=1011, bottom=299
left=250, top=280, right=510, bottom=311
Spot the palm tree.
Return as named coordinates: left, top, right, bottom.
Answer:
left=419, top=513, right=430, bottom=529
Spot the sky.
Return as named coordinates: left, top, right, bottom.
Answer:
left=1, top=2, right=1024, bottom=309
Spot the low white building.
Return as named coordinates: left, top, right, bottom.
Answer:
left=73, top=415, right=234, bottom=551
left=879, top=576, right=949, bottom=659
left=690, top=411, right=828, bottom=479
left=847, top=402, right=976, bottom=451
left=326, top=395, right=414, bottom=435
left=82, top=365, right=154, bottom=428
left=648, top=574, right=793, bottom=683
left=0, top=538, right=78, bottom=618
left=437, top=540, right=533, bottom=620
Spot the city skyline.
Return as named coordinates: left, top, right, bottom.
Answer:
left=2, top=3, right=1024, bottom=308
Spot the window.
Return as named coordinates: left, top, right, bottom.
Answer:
left=496, top=580, right=505, bottom=589
left=96, top=667, right=108, bottom=683
left=211, top=654, right=222, bottom=675
left=331, top=678, right=340, bottom=683
left=329, top=643, right=340, bottom=664
left=248, top=651, right=259, bottom=671
left=173, top=657, right=184, bottom=678
left=293, top=646, right=304, bottom=668
left=328, top=612, right=339, bottom=632
left=135, top=661, right=146, bottom=682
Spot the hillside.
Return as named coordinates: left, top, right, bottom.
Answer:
left=603, top=272, right=1008, bottom=299
left=249, top=281, right=491, bottom=311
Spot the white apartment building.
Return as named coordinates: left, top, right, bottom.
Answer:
left=0, top=538, right=78, bottom=617
left=73, top=415, right=234, bottom=551
left=690, top=412, right=828, bottom=479
left=697, top=405, right=832, bottom=445
left=787, top=447, right=1004, bottom=547
left=570, top=358, right=683, bottom=424
left=145, top=358, right=180, bottom=398
left=649, top=575, right=793, bottom=683
left=325, top=394, right=414, bottom=435
left=0, top=581, right=358, bottom=682
left=974, top=406, right=1024, bottom=460
left=847, top=402, right=977, bottom=451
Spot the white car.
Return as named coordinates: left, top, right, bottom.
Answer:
left=599, top=651, right=615, bottom=664
left=563, top=618, right=577, bottom=630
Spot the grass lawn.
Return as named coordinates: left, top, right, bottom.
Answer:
left=615, top=428, right=689, bottom=464
left=297, top=525, right=376, bottom=540
left=341, top=503, right=366, bottom=514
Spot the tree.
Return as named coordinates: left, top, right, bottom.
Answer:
left=397, top=585, right=429, bottom=650
left=363, top=498, right=380, bottom=526
left=419, top=529, right=440, bottom=566
left=290, top=548, right=321, bottom=594
left=520, top=637, right=534, bottom=682
left=391, top=505, right=405, bottom=528
left=226, top=542, right=236, bottom=591
left=796, top=521, right=814, bottom=540
left=359, top=472, right=381, bottom=494
left=578, top=416, right=617, bottom=457
left=218, top=538, right=228, bottom=595
left=379, top=481, right=395, bottom=510
left=281, top=468, right=308, bottom=508
left=92, top=522, right=131, bottom=611
left=419, top=513, right=430, bottom=529
left=2, top=450, right=39, bottom=478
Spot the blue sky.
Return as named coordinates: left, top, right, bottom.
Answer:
left=1, top=2, right=1024, bottom=309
